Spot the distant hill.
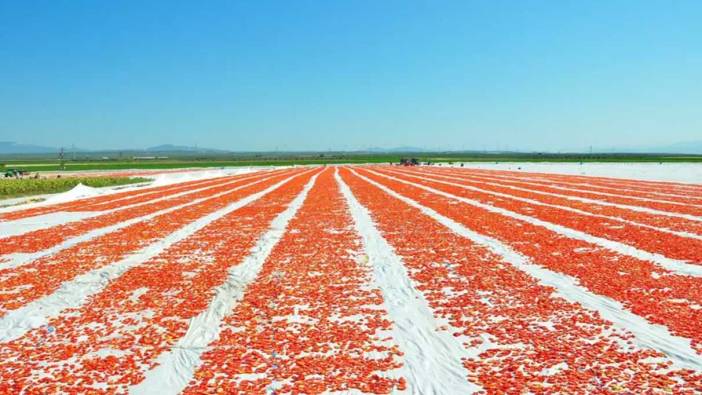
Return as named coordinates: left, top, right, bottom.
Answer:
left=364, top=146, right=428, bottom=153
left=145, top=144, right=230, bottom=153
left=3, top=140, right=702, bottom=156
left=0, top=142, right=230, bottom=155
left=601, top=141, right=702, bottom=155
left=653, top=141, right=702, bottom=154
left=0, top=141, right=61, bottom=154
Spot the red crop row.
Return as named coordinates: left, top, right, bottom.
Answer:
left=432, top=167, right=702, bottom=206
left=0, top=169, right=305, bottom=316
left=73, top=170, right=283, bottom=214
left=0, top=170, right=285, bottom=256
left=379, top=167, right=702, bottom=263
left=449, top=166, right=702, bottom=197
left=0, top=169, right=318, bottom=393
left=418, top=167, right=702, bottom=217
left=0, top=174, right=238, bottom=222
left=66, top=175, right=246, bottom=213
left=355, top=168, right=702, bottom=355
left=96, top=168, right=219, bottom=178
left=340, top=167, right=702, bottom=393
left=184, top=169, right=405, bottom=394
left=400, top=167, right=702, bottom=236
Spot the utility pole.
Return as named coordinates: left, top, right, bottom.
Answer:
left=59, top=147, right=66, bottom=171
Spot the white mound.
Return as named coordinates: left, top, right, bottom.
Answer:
left=149, top=167, right=259, bottom=187
left=44, top=183, right=103, bottom=204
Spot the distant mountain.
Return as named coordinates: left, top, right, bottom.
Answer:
left=0, top=141, right=61, bottom=154
left=600, top=140, right=702, bottom=155
left=364, top=146, right=428, bottom=153
left=0, top=142, right=231, bottom=155
left=652, top=141, right=702, bottom=154
left=145, top=144, right=230, bottom=153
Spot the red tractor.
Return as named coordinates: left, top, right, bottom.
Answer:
left=399, top=158, right=419, bottom=166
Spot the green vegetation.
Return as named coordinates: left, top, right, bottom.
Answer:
left=0, top=177, right=149, bottom=199
left=418, top=153, right=702, bottom=163
left=1, top=151, right=701, bottom=173
left=0, top=156, right=400, bottom=172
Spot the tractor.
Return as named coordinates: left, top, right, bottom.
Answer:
left=4, top=168, right=29, bottom=178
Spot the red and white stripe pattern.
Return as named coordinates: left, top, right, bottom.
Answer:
left=1, top=165, right=701, bottom=394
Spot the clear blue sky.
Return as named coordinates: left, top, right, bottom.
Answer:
left=1, top=0, right=700, bottom=152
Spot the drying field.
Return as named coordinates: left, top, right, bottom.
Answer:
left=1, top=165, right=702, bottom=393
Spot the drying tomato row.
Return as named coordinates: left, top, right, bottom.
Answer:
left=96, top=167, right=221, bottom=178
left=0, top=170, right=285, bottom=256
left=450, top=166, right=702, bottom=196
left=0, top=169, right=305, bottom=316
left=0, top=173, right=235, bottom=222
left=39, top=167, right=211, bottom=179
left=0, top=169, right=318, bottom=393
left=74, top=170, right=283, bottom=214
left=65, top=175, right=246, bottom=213
left=184, top=170, right=405, bottom=394
left=378, top=167, right=702, bottom=264
left=355, top=168, right=702, bottom=355
left=399, top=167, right=702, bottom=236
left=448, top=169, right=702, bottom=204
left=340, top=167, right=702, bottom=393
left=433, top=167, right=702, bottom=206
left=421, top=167, right=702, bottom=217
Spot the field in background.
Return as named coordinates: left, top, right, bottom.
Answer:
left=2, top=151, right=702, bottom=173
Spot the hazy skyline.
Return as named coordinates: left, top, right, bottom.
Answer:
left=1, top=1, right=700, bottom=152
